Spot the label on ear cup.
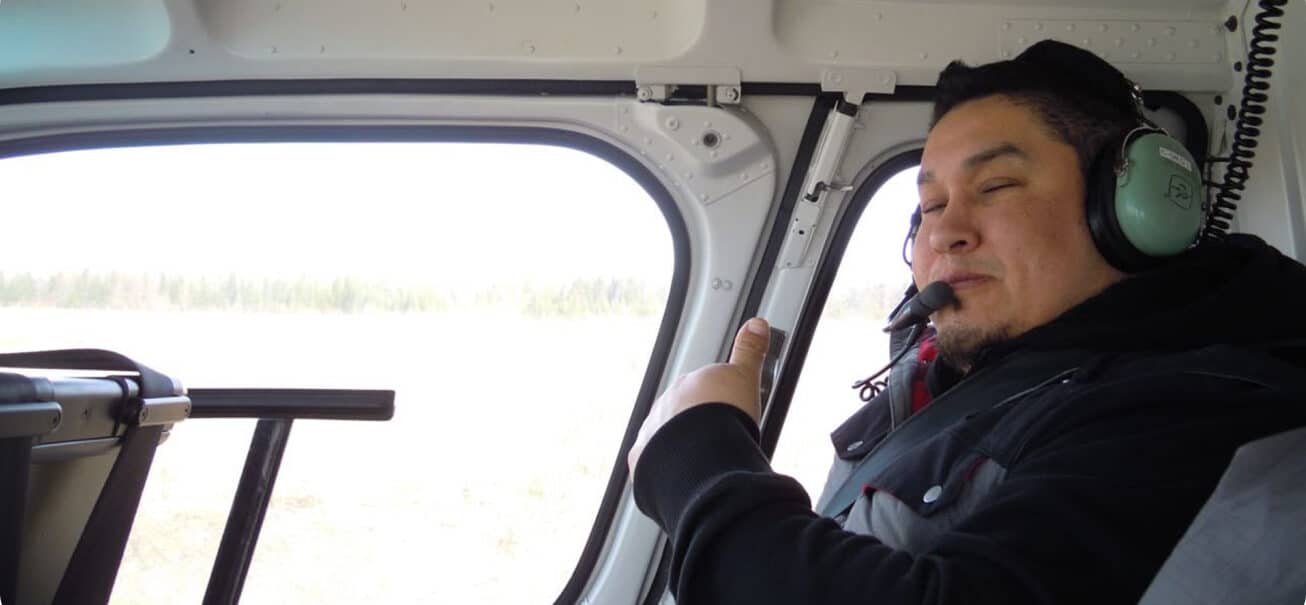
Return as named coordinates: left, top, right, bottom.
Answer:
left=1158, top=146, right=1193, bottom=173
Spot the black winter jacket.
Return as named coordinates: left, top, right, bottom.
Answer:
left=632, top=234, right=1306, bottom=604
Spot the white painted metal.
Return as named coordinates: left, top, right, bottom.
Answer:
left=0, top=0, right=1239, bottom=91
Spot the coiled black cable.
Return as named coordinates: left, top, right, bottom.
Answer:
left=1202, top=0, right=1289, bottom=240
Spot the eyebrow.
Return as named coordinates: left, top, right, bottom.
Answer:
left=917, top=142, right=1030, bottom=185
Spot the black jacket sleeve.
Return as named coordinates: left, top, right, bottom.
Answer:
left=631, top=399, right=1303, bottom=605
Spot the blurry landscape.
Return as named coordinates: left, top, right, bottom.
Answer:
left=2, top=140, right=916, bottom=603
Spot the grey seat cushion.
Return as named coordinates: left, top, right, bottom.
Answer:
left=1139, top=426, right=1306, bottom=605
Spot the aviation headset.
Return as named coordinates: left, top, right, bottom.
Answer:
left=905, top=85, right=1205, bottom=274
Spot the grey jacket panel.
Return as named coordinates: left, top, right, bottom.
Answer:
left=1139, top=426, right=1306, bottom=605
left=829, top=457, right=1008, bottom=554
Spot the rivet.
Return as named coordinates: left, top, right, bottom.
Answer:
left=643, top=137, right=652, bottom=145
left=1166, top=26, right=1177, bottom=36
left=1189, top=39, right=1200, bottom=48
left=614, top=46, right=623, bottom=55
left=1082, top=38, right=1092, bottom=47
left=1001, top=50, right=1011, bottom=58
left=919, top=51, right=929, bottom=60
left=831, top=72, right=844, bottom=83
left=704, top=121, right=713, bottom=128
left=488, top=2, right=495, bottom=13
left=1131, top=23, right=1141, bottom=32
left=1002, top=22, right=1011, bottom=31
left=1035, top=21, right=1044, bottom=31
left=1131, top=51, right=1142, bottom=59
left=875, top=11, right=883, bottom=20
left=1066, top=23, right=1076, bottom=32
left=741, top=173, right=749, bottom=181
left=1017, top=36, right=1027, bottom=45
left=574, top=2, right=581, bottom=13
left=1147, top=38, right=1158, bottom=47
left=712, top=278, right=723, bottom=289
left=923, top=485, right=943, bottom=503
left=525, top=43, right=536, bottom=55
left=650, top=9, right=658, bottom=19
left=665, top=117, right=679, bottom=131
left=710, top=150, right=719, bottom=159
left=1166, top=52, right=1176, bottom=61
left=684, top=172, right=693, bottom=180
left=699, top=193, right=709, bottom=201
left=665, top=153, right=674, bottom=162
left=1100, top=24, right=1110, bottom=32
left=829, top=50, right=840, bottom=59
left=1115, top=37, right=1125, bottom=47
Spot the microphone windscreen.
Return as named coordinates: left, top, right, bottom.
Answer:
left=916, top=281, right=958, bottom=312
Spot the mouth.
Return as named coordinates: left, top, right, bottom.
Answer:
left=939, top=272, right=994, bottom=290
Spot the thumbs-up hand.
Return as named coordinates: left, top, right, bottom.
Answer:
left=628, top=318, right=771, bottom=473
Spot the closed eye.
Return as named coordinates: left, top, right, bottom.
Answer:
left=981, top=181, right=1018, bottom=194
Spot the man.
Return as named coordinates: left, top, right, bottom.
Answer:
left=627, top=40, right=1306, bottom=604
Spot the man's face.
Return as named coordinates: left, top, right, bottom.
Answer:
left=913, top=95, right=1126, bottom=368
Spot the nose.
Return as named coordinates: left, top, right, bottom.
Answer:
left=927, top=199, right=980, bottom=256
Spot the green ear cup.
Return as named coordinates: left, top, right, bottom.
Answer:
left=1113, top=132, right=1204, bottom=257
left=1087, top=129, right=1204, bottom=273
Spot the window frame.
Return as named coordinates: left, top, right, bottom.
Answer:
left=0, top=124, right=691, bottom=605
left=756, top=148, right=923, bottom=456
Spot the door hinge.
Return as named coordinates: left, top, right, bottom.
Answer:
left=634, top=66, right=743, bottom=106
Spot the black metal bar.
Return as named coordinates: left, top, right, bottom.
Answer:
left=203, top=419, right=293, bottom=605
left=0, top=436, right=33, bottom=605
left=188, top=389, right=394, bottom=421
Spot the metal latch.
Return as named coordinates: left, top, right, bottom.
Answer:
left=778, top=104, right=861, bottom=268
left=634, top=65, right=743, bottom=105
left=125, top=395, right=192, bottom=427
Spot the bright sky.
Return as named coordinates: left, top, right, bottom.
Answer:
left=0, top=142, right=919, bottom=290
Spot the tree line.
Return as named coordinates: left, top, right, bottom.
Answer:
left=0, top=272, right=668, bottom=317
left=0, top=271, right=907, bottom=320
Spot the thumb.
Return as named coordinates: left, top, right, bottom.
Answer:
left=728, top=317, right=770, bottom=376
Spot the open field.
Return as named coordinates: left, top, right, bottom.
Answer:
left=4, top=307, right=888, bottom=603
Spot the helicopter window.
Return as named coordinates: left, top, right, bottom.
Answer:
left=0, top=140, right=674, bottom=604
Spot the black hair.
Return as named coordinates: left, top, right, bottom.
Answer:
left=930, top=40, right=1143, bottom=175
